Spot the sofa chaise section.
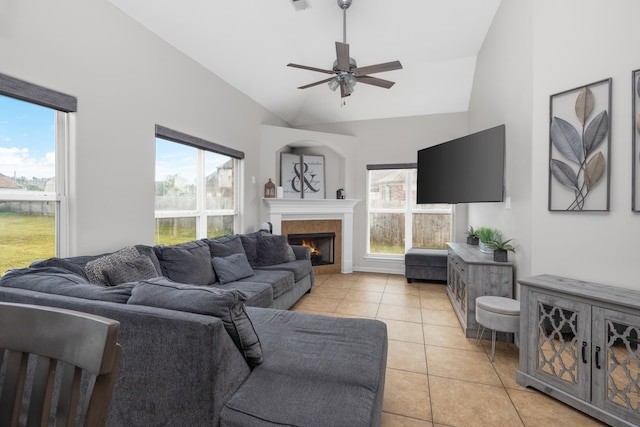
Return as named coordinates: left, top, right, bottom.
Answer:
left=221, top=308, right=387, bottom=427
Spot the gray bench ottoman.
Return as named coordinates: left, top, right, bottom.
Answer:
left=404, top=248, right=448, bottom=283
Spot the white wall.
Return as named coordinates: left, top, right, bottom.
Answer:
left=467, top=0, right=534, bottom=289
left=301, top=113, right=469, bottom=274
left=530, top=0, right=640, bottom=289
left=0, top=0, right=287, bottom=255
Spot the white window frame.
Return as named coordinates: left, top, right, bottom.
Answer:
left=0, top=74, right=75, bottom=258
left=154, top=126, right=244, bottom=240
left=366, top=165, right=453, bottom=259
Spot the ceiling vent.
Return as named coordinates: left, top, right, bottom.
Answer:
left=291, top=0, right=311, bottom=11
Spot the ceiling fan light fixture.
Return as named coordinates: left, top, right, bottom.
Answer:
left=343, top=73, right=357, bottom=93
left=328, top=77, right=340, bottom=91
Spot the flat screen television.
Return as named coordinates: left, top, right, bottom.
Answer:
left=416, top=125, right=505, bottom=204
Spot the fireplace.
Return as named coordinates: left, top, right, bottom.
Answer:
left=288, top=232, right=335, bottom=266
left=262, top=198, right=360, bottom=274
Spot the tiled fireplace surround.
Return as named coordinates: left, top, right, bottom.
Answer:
left=262, top=198, right=359, bottom=274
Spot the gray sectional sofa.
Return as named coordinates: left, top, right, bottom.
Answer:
left=0, top=232, right=388, bottom=426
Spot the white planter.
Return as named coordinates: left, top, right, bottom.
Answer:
left=479, top=241, right=493, bottom=254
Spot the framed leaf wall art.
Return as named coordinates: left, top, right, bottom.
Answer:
left=632, top=69, right=640, bottom=211
left=548, top=78, right=611, bottom=211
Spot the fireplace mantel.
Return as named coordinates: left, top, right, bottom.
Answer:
left=262, top=198, right=360, bottom=273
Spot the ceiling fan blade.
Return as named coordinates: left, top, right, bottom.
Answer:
left=298, top=77, right=335, bottom=89
left=353, top=60, right=403, bottom=76
left=287, top=63, right=335, bottom=75
left=358, top=76, right=396, bottom=89
left=335, top=42, right=350, bottom=71
left=339, top=80, right=350, bottom=98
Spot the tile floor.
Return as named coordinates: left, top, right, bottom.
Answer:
left=291, top=272, right=607, bottom=427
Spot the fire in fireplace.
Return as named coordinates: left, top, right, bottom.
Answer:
left=287, top=232, right=335, bottom=266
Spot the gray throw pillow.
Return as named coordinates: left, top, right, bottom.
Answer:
left=205, top=235, right=246, bottom=258
left=256, top=234, right=294, bottom=266
left=212, top=253, right=254, bottom=284
left=154, top=241, right=216, bottom=285
left=284, top=244, right=297, bottom=262
left=103, top=255, right=160, bottom=286
left=240, top=231, right=267, bottom=266
left=85, top=246, right=140, bottom=285
left=127, top=278, right=263, bottom=367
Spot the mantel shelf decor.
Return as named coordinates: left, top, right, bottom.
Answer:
left=548, top=78, right=611, bottom=211
left=280, top=153, right=325, bottom=199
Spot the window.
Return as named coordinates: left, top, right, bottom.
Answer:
left=367, top=164, right=452, bottom=256
left=0, top=74, right=75, bottom=274
left=154, top=126, right=243, bottom=245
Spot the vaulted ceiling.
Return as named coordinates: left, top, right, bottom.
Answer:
left=109, top=0, right=501, bottom=127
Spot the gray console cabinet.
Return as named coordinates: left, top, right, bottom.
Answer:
left=446, top=243, right=513, bottom=338
left=517, top=274, right=640, bottom=427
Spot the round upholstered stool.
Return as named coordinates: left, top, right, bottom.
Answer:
left=475, top=296, right=520, bottom=361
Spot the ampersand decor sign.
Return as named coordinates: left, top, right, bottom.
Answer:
left=280, top=153, right=325, bottom=199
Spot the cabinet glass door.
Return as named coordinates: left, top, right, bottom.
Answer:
left=592, top=307, right=640, bottom=424
left=531, top=292, right=591, bottom=400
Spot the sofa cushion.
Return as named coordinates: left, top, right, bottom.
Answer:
left=212, top=253, right=255, bottom=285
left=205, top=234, right=246, bottom=258
left=221, top=309, right=388, bottom=427
left=254, top=259, right=313, bottom=283
left=0, top=267, right=135, bottom=303
left=154, top=241, right=216, bottom=285
left=256, top=234, right=294, bottom=266
left=31, top=255, right=102, bottom=279
left=103, top=255, right=161, bottom=286
left=127, top=278, right=263, bottom=367
left=240, top=231, right=266, bottom=266
left=134, top=244, right=163, bottom=275
left=85, top=246, right=140, bottom=285
left=239, top=269, right=294, bottom=300
left=212, top=281, right=273, bottom=308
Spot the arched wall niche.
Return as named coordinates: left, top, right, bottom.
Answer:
left=259, top=125, right=358, bottom=204
left=276, top=140, right=344, bottom=200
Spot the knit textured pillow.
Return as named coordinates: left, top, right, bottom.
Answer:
left=85, top=246, right=140, bottom=285
left=103, top=255, right=160, bottom=286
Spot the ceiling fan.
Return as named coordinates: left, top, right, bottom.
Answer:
left=287, top=0, right=402, bottom=98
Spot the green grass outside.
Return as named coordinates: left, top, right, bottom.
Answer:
left=1, top=213, right=435, bottom=274
left=154, top=224, right=196, bottom=246
left=370, top=243, right=405, bottom=255
left=0, top=212, right=55, bottom=274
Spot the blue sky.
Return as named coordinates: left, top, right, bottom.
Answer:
left=0, top=95, right=55, bottom=180
left=155, top=138, right=232, bottom=186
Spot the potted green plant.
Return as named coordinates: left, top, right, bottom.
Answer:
left=476, top=227, right=499, bottom=253
left=465, top=226, right=479, bottom=245
left=488, top=236, right=516, bottom=262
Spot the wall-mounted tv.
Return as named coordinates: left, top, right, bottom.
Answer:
left=417, top=125, right=505, bottom=204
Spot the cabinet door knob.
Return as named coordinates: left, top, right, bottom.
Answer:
left=595, top=346, right=601, bottom=369
left=581, top=341, right=588, bottom=363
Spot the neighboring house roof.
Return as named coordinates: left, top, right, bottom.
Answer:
left=0, top=173, right=20, bottom=189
